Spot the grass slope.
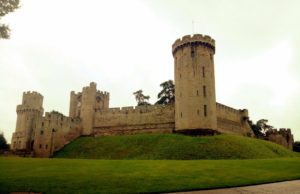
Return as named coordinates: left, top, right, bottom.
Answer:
left=54, top=134, right=298, bottom=159
left=1, top=157, right=300, bottom=194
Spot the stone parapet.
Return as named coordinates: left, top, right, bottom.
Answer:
left=172, top=34, right=215, bottom=55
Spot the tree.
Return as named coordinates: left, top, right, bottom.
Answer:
left=155, top=80, right=175, bottom=105
left=248, top=119, right=274, bottom=138
left=293, top=141, right=300, bottom=152
left=0, top=132, right=9, bottom=150
left=0, top=0, right=20, bottom=39
left=133, top=90, right=151, bottom=106
left=256, top=119, right=274, bottom=133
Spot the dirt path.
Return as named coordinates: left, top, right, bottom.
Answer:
left=167, top=180, right=300, bottom=194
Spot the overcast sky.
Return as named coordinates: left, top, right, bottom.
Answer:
left=1, top=0, right=299, bottom=142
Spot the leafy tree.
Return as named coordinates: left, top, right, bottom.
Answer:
left=0, top=0, right=20, bottom=39
left=293, top=141, right=300, bottom=152
left=0, top=132, right=9, bottom=150
left=133, top=90, right=151, bottom=106
left=248, top=119, right=274, bottom=138
left=155, top=80, right=175, bottom=105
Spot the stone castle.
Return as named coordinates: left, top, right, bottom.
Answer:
left=10, top=34, right=292, bottom=157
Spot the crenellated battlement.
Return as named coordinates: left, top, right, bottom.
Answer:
left=216, top=103, right=248, bottom=115
left=23, top=91, right=43, bottom=96
left=172, top=34, right=215, bottom=55
left=265, top=128, right=294, bottom=150
left=21, top=91, right=43, bottom=109
left=266, top=128, right=292, bottom=136
left=16, top=105, right=43, bottom=113
left=96, top=104, right=174, bottom=115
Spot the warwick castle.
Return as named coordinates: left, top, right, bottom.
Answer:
left=11, top=34, right=294, bottom=157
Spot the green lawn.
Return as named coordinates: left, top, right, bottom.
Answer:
left=54, top=134, right=298, bottom=159
left=1, top=157, right=300, bottom=194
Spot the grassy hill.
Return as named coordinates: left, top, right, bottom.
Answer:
left=54, top=134, right=298, bottom=159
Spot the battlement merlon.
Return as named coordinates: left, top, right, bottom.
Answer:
left=172, top=34, right=215, bottom=55
left=20, top=91, right=44, bottom=111
left=22, top=91, right=43, bottom=101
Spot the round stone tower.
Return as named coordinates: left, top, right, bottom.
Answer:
left=172, top=34, right=217, bottom=133
left=12, top=91, right=44, bottom=150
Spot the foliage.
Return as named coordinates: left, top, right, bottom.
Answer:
left=0, top=132, right=9, bottom=149
left=155, top=80, right=175, bottom=105
left=248, top=119, right=274, bottom=138
left=54, top=134, right=298, bottom=160
left=133, top=90, right=151, bottom=106
left=1, top=157, right=300, bottom=194
left=0, top=0, right=20, bottom=39
left=293, top=141, right=300, bottom=152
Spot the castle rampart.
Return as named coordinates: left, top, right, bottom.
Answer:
left=216, top=103, right=252, bottom=136
left=93, top=104, right=174, bottom=136
left=265, top=128, right=294, bottom=150
left=33, top=111, right=81, bottom=157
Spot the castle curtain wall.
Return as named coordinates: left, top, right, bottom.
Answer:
left=216, top=103, right=252, bottom=136
left=93, top=105, right=175, bottom=136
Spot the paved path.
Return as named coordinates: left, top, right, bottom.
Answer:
left=167, top=180, right=300, bottom=194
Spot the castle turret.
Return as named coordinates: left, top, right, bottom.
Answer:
left=76, top=82, right=109, bottom=135
left=11, top=91, right=44, bottom=150
left=173, top=34, right=217, bottom=133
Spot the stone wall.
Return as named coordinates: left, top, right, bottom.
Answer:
left=33, top=111, right=81, bottom=157
left=216, top=103, right=253, bottom=136
left=93, top=104, right=175, bottom=136
left=265, top=128, right=294, bottom=150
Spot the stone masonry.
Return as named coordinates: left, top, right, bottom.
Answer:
left=10, top=34, right=292, bottom=157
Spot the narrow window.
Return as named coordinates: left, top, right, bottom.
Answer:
left=180, top=73, right=181, bottom=78
left=197, top=90, right=199, bottom=96
left=40, top=130, right=44, bottom=135
left=41, top=122, right=44, bottom=127
left=202, top=66, right=205, bottom=77
left=197, top=109, right=200, bottom=115
left=191, top=46, right=195, bottom=57
left=39, top=144, right=42, bottom=149
left=180, top=112, right=183, bottom=118
left=203, top=85, right=206, bottom=97
left=210, top=53, right=213, bottom=61
left=204, top=105, right=207, bottom=117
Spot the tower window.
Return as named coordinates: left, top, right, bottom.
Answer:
left=197, top=90, right=199, bottom=96
left=40, top=130, right=44, bottom=135
left=180, top=112, right=183, bottom=118
left=197, top=109, right=200, bottom=115
left=191, top=47, right=195, bottom=57
left=202, top=67, right=205, bottom=77
left=204, top=105, right=207, bottom=117
left=180, top=74, right=182, bottom=78
left=203, top=86, right=206, bottom=97
left=39, top=144, right=42, bottom=149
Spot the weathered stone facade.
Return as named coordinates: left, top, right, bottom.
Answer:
left=265, top=128, right=294, bottom=150
left=10, top=34, right=292, bottom=157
